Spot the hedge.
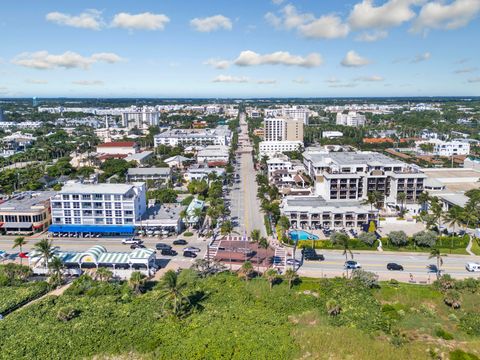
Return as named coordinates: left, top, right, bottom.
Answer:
left=0, top=281, right=50, bottom=315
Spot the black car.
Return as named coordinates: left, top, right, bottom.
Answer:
left=173, top=239, right=188, bottom=246
left=183, top=251, right=197, bottom=258
left=302, top=248, right=325, bottom=261
left=387, top=262, right=404, bottom=271
left=130, top=243, right=146, bottom=250
left=161, top=249, right=178, bottom=256
left=156, top=243, right=172, bottom=251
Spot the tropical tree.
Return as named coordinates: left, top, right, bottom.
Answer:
left=284, top=269, right=298, bottom=289
left=417, top=191, right=430, bottom=212
left=429, top=197, right=444, bottom=232
left=158, top=270, right=189, bottom=317
left=330, top=232, right=352, bottom=262
left=33, top=239, right=55, bottom=269
left=429, top=248, right=444, bottom=279
left=129, top=271, right=146, bottom=295
left=220, top=220, right=235, bottom=237
left=443, top=205, right=464, bottom=237
left=250, top=229, right=260, bottom=243
left=238, top=261, right=254, bottom=281
left=48, top=256, right=64, bottom=286
left=12, top=237, right=27, bottom=265
left=95, top=267, right=113, bottom=282
left=362, top=191, right=381, bottom=211
left=264, top=268, right=278, bottom=290
left=397, top=192, right=407, bottom=215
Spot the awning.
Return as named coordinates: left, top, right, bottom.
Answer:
left=48, top=224, right=135, bottom=234
left=2, top=222, right=33, bottom=229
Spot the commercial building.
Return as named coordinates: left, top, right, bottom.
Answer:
left=303, top=150, right=426, bottom=210
left=138, top=203, right=184, bottom=234
left=154, top=125, right=232, bottom=147
left=121, top=106, right=160, bottom=130
left=259, top=141, right=303, bottom=158
left=126, top=167, right=171, bottom=184
left=96, top=141, right=139, bottom=155
left=197, top=145, right=230, bottom=164
left=0, top=191, right=55, bottom=234
left=50, top=182, right=147, bottom=235
left=281, top=196, right=377, bottom=230
left=184, top=165, right=225, bottom=182
left=336, top=112, right=366, bottom=127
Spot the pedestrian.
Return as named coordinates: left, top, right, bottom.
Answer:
left=409, top=273, right=413, bottom=281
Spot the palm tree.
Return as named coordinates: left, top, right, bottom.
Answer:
left=95, top=267, right=113, bottom=282
left=48, top=256, right=64, bottom=286
left=284, top=269, right=298, bottom=289
left=362, top=191, right=379, bottom=211
left=443, top=205, right=464, bottom=238
left=429, top=248, right=444, bottom=280
left=238, top=261, right=254, bottom=281
left=129, top=271, right=146, bottom=294
left=264, top=269, right=278, bottom=290
left=12, top=237, right=27, bottom=265
left=417, top=191, right=430, bottom=212
left=250, top=229, right=260, bottom=243
left=33, top=239, right=55, bottom=269
left=220, top=220, right=234, bottom=237
left=397, top=192, right=407, bottom=215
left=429, top=197, right=444, bottom=232
left=257, top=237, right=269, bottom=271
left=158, top=270, right=189, bottom=317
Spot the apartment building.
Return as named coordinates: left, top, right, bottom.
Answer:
left=432, top=140, right=470, bottom=156
left=336, top=112, right=366, bottom=127
left=264, top=118, right=303, bottom=142
left=154, top=125, right=232, bottom=147
left=0, top=191, right=55, bottom=233
left=121, top=106, right=160, bottom=130
left=259, top=141, right=303, bottom=158
left=303, top=150, right=426, bottom=209
left=126, top=168, right=171, bottom=185
left=50, top=182, right=146, bottom=234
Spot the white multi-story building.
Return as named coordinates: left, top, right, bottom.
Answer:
left=282, top=106, right=309, bottom=125
left=259, top=141, right=303, bottom=158
left=197, top=145, right=230, bottom=164
left=322, top=131, right=343, bottom=139
left=336, top=112, right=366, bottom=127
left=154, top=125, right=232, bottom=147
left=432, top=140, right=470, bottom=156
left=121, top=106, right=160, bottom=130
left=303, top=150, right=426, bottom=211
left=50, top=182, right=147, bottom=231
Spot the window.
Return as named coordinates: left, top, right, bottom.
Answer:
left=82, top=194, right=91, bottom=200
left=114, top=202, right=122, bottom=209
left=114, top=195, right=121, bottom=201
left=95, top=210, right=103, bottom=216
left=72, top=195, right=79, bottom=200
left=73, top=202, right=80, bottom=209
left=64, top=210, right=71, bottom=217
left=105, top=210, right=112, bottom=217
left=95, top=218, right=104, bottom=224
left=124, top=218, right=133, bottom=224
left=65, top=218, right=72, bottom=224
left=52, top=202, right=62, bottom=209
left=125, top=210, right=133, bottom=216
left=5, top=215, right=17, bottom=222
left=63, top=202, right=70, bottom=208
left=105, top=203, right=112, bottom=209
left=74, top=218, right=81, bottom=224
left=62, top=195, right=69, bottom=200
left=19, top=215, right=32, bottom=222
left=74, top=210, right=81, bottom=217
left=115, top=210, right=122, bottom=217
left=54, top=218, right=62, bottom=224
left=94, top=194, right=103, bottom=200
left=115, top=218, right=122, bottom=224
left=106, top=218, right=113, bottom=224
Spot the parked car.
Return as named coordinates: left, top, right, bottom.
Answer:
left=130, top=243, right=146, bottom=250
left=183, top=251, right=197, bottom=258
left=161, top=249, right=178, bottom=256
left=0, top=251, right=8, bottom=260
left=387, top=262, right=404, bottom=271
left=344, top=260, right=361, bottom=269
left=184, top=246, right=200, bottom=253
left=173, top=239, right=188, bottom=246
left=286, top=258, right=301, bottom=266
left=466, top=262, right=480, bottom=272
left=156, top=243, right=172, bottom=251
left=122, top=238, right=143, bottom=245
left=302, top=248, right=325, bottom=261
left=18, top=252, right=29, bottom=259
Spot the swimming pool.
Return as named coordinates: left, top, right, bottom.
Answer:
left=289, top=230, right=319, bottom=241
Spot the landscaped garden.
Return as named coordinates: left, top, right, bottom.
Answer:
left=1, top=264, right=480, bottom=359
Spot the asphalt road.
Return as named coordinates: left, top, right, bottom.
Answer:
left=229, top=112, right=266, bottom=238
left=294, top=249, right=480, bottom=281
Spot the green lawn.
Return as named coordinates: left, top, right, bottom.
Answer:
left=1, top=273, right=480, bottom=359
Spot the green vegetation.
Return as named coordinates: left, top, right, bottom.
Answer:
left=2, top=271, right=480, bottom=359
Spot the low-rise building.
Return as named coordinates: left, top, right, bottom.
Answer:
left=184, top=165, right=225, bottom=182
left=126, top=167, right=171, bottom=185
left=0, top=191, right=55, bottom=234
left=96, top=141, right=139, bottom=155
left=432, top=140, right=470, bottom=156
left=164, top=155, right=191, bottom=168
left=197, top=145, right=230, bottom=164
left=154, top=125, right=232, bottom=147
left=125, top=151, right=154, bottom=165
left=259, top=141, right=303, bottom=158
left=336, top=112, right=366, bottom=127
left=322, top=131, right=343, bottom=139
left=137, top=203, right=184, bottom=234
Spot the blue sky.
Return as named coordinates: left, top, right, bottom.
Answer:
left=1, top=0, right=479, bottom=97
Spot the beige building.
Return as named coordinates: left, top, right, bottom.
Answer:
left=285, top=119, right=303, bottom=141
left=264, top=118, right=303, bottom=142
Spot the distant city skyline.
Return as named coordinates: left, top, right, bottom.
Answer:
left=1, top=0, right=479, bottom=98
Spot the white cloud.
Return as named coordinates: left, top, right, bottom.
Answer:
left=12, top=51, right=123, bottom=70
left=326, top=77, right=341, bottom=84
left=298, top=14, right=350, bottom=39
left=25, top=79, right=48, bottom=84
left=257, top=79, right=277, bottom=84
left=190, top=15, right=232, bottom=32
left=355, top=30, right=388, bottom=42
left=411, top=51, right=431, bottom=63
left=266, top=5, right=349, bottom=39
left=341, top=50, right=371, bottom=67
left=234, top=50, right=323, bottom=68
left=46, top=9, right=103, bottom=30
left=329, top=82, right=357, bottom=88
left=412, top=0, right=480, bottom=33
left=468, top=77, right=480, bottom=83
left=454, top=67, right=478, bottom=74
left=111, top=12, right=170, bottom=30
left=354, top=75, right=384, bottom=81
left=72, top=80, right=104, bottom=86
left=348, top=0, right=420, bottom=29
left=203, top=58, right=230, bottom=69
left=293, top=77, right=308, bottom=84
left=212, top=75, right=249, bottom=83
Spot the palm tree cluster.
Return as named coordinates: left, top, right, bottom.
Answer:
left=256, top=173, right=281, bottom=227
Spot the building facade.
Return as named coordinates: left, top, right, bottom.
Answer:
left=154, top=125, right=232, bottom=147
left=259, top=141, right=303, bottom=158
left=336, top=112, right=366, bottom=127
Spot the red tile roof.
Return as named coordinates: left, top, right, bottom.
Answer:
left=98, top=141, right=137, bottom=148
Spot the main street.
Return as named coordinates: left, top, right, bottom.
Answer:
left=229, top=112, right=267, bottom=238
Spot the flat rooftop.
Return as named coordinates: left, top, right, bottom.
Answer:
left=127, top=167, right=170, bottom=176
left=0, top=191, right=56, bottom=212
left=59, top=182, right=143, bottom=195
left=283, top=195, right=372, bottom=213
left=422, top=168, right=480, bottom=192
left=306, top=151, right=405, bottom=166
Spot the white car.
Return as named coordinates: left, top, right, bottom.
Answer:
left=184, top=246, right=201, bottom=253
left=122, top=238, right=142, bottom=245
left=466, top=262, right=480, bottom=272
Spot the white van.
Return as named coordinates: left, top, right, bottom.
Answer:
left=466, top=262, right=480, bottom=272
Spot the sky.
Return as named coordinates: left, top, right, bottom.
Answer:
left=0, top=0, right=479, bottom=98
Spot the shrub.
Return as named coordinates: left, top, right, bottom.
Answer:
left=419, top=304, right=436, bottom=317
left=183, top=231, right=193, bottom=237
left=413, top=230, right=437, bottom=247
left=351, top=269, right=379, bottom=288
left=444, top=290, right=461, bottom=309
left=448, top=314, right=459, bottom=322
left=460, top=313, right=480, bottom=335
left=181, top=195, right=194, bottom=206
left=57, top=306, right=79, bottom=322
left=326, top=299, right=341, bottom=316
left=388, top=231, right=408, bottom=246
left=389, top=279, right=399, bottom=287
left=449, top=350, right=480, bottom=360
left=357, top=232, right=377, bottom=246
left=330, top=232, right=349, bottom=245
left=435, top=326, right=454, bottom=340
